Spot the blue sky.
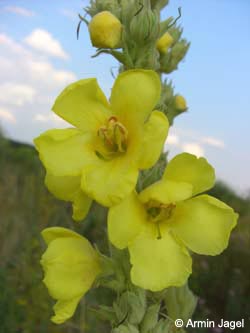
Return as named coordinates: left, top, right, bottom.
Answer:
left=0, top=0, right=249, bottom=193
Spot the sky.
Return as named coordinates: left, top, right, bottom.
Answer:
left=0, top=0, right=249, bottom=194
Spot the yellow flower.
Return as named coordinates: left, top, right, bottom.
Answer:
left=34, top=70, right=169, bottom=219
left=156, top=32, right=174, bottom=54
left=174, top=94, right=187, bottom=111
left=89, top=11, right=122, bottom=48
left=108, top=153, right=238, bottom=291
left=41, top=227, right=101, bottom=324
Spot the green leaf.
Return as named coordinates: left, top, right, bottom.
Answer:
left=127, top=289, right=146, bottom=324
left=164, top=283, right=198, bottom=325
left=114, top=289, right=146, bottom=325
left=93, top=305, right=117, bottom=322
left=140, top=304, right=160, bottom=333
left=151, top=318, right=172, bottom=333
left=113, top=324, right=139, bottom=333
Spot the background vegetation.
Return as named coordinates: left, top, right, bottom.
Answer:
left=0, top=130, right=249, bottom=333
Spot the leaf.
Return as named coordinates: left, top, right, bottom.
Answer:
left=164, top=283, right=198, bottom=325
left=140, top=304, right=160, bottom=333
left=114, top=289, right=146, bottom=325
left=113, top=324, right=139, bottom=333
left=93, top=305, right=117, bottom=322
left=126, top=289, right=146, bottom=324
left=151, top=318, right=172, bottom=333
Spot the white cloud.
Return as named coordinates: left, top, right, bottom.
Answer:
left=0, top=107, right=16, bottom=123
left=0, top=33, right=77, bottom=141
left=202, top=136, right=225, bottom=149
left=0, top=33, right=76, bottom=88
left=33, top=113, right=67, bottom=126
left=24, top=29, right=69, bottom=60
left=0, top=34, right=30, bottom=56
left=4, top=6, right=35, bottom=17
left=166, top=134, right=180, bottom=146
left=168, top=127, right=226, bottom=152
left=0, top=83, right=36, bottom=106
left=26, top=60, right=76, bottom=87
left=182, top=143, right=205, bottom=157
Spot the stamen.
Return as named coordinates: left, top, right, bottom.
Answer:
left=156, top=223, right=162, bottom=240
left=95, top=150, right=114, bottom=161
left=146, top=200, right=176, bottom=237
left=96, top=116, right=128, bottom=158
left=147, top=206, right=161, bottom=218
left=108, top=116, right=118, bottom=123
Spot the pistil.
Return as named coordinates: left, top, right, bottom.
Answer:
left=96, top=116, right=128, bottom=159
left=146, top=201, right=176, bottom=240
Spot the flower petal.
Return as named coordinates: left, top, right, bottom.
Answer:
left=45, top=174, right=92, bottom=221
left=52, top=78, right=111, bottom=132
left=170, top=195, right=238, bottom=255
left=138, top=111, right=169, bottom=169
left=139, top=180, right=193, bottom=205
left=45, top=173, right=80, bottom=201
left=164, top=153, right=215, bottom=196
left=52, top=296, right=82, bottom=324
left=72, top=190, right=92, bottom=221
left=41, top=227, right=83, bottom=245
left=108, top=192, right=146, bottom=249
left=41, top=235, right=100, bottom=301
left=34, top=128, right=95, bottom=177
left=81, top=156, right=138, bottom=207
left=129, top=224, right=192, bottom=291
left=110, top=70, right=161, bottom=125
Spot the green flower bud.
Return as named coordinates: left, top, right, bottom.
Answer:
left=129, top=3, right=159, bottom=46
left=151, top=0, right=169, bottom=10
left=160, top=39, right=190, bottom=73
left=158, top=82, right=188, bottom=125
left=168, top=25, right=183, bottom=43
left=89, top=11, right=122, bottom=48
left=159, top=16, right=174, bottom=36
left=171, top=39, right=190, bottom=60
left=86, top=0, right=121, bottom=18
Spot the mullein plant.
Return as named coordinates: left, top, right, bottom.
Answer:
left=34, top=0, right=238, bottom=332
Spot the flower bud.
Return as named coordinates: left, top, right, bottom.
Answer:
left=88, top=11, right=122, bottom=48
left=129, top=7, right=159, bottom=46
left=40, top=227, right=101, bottom=324
left=156, top=32, right=173, bottom=54
left=174, top=94, right=187, bottom=111
left=151, top=0, right=169, bottom=10
left=160, top=39, right=190, bottom=73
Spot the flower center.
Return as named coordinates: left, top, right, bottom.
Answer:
left=96, top=116, right=128, bottom=160
left=146, top=200, right=176, bottom=239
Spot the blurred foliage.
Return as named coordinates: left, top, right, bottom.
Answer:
left=0, top=132, right=250, bottom=332
left=189, top=183, right=250, bottom=332
left=0, top=133, right=110, bottom=333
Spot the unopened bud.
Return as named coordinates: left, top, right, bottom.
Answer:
left=171, top=40, right=189, bottom=59
left=160, top=39, right=190, bottom=73
left=89, top=11, right=122, bottom=48
left=156, top=32, right=173, bottom=54
left=129, top=7, right=159, bottom=46
left=174, top=95, right=187, bottom=111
